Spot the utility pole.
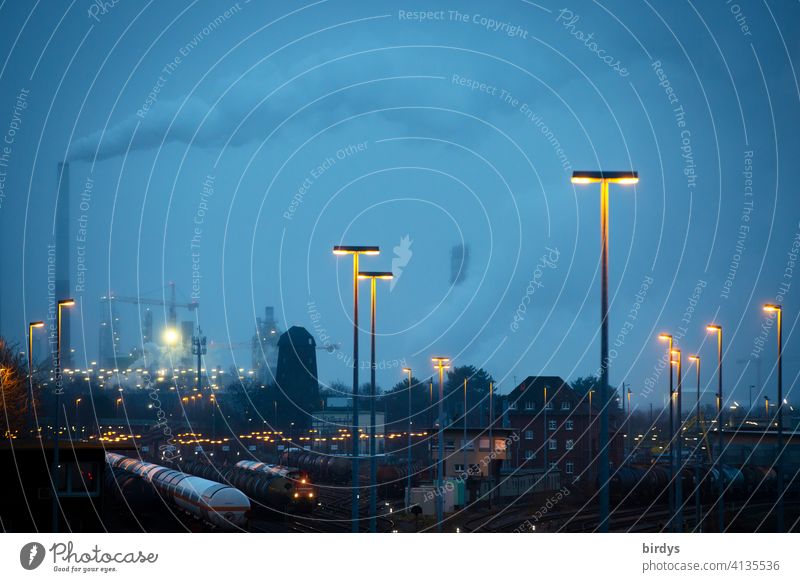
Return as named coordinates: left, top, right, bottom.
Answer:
left=192, top=329, right=207, bottom=393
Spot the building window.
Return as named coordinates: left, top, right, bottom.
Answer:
left=478, top=438, right=490, bottom=452
left=566, top=439, right=574, bottom=450
left=525, top=401, right=534, bottom=410
left=509, top=401, right=517, bottom=410
left=548, top=438, right=557, bottom=450
left=525, top=430, right=533, bottom=441
left=544, top=401, right=553, bottom=410
left=525, top=450, right=535, bottom=460
left=454, top=464, right=464, bottom=472
left=463, top=439, right=475, bottom=451
left=548, top=420, right=557, bottom=431
left=549, top=462, right=558, bottom=470
left=566, top=461, right=574, bottom=475
left=561, top=401, right=571, bottom=410
left=446, top=440, right=455, bottom=451
left=565, top=420, right=574, bottom=431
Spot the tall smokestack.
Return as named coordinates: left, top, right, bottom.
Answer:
left=56, top=161, right=71, bottom=366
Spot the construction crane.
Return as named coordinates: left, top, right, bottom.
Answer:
left=99, top=282, right=199, bottom=353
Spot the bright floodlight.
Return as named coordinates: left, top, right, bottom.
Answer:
left=763, top=303, right=782, bottom=312
left=30, top=321, right=45, bottom=328
left=358, top=271, right=394, bottom=280
left=402, top=367, right=411, bottom=373
left=58, top=298, right=76, bottom=307
left=571, top=170, right=639, bottom=184
left=333, top=245, right=380, bottom=255
left=163, top=328, right=180, bottom=345
left=688, top=355, right=699, bottom=363
left=658, top=333, right=672, bottom=342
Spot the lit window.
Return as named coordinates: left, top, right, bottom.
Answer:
left=566, top=439, right=574, bottom=450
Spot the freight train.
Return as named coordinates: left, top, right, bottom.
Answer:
left=176, top=459, right=316, bottom=514
left=281, top=450, right=425, bottom=497
left=106, top=453, right=250, bottom=529
left=608, top=463, right=778, bottom=506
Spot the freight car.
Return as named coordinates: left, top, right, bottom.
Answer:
left=281, top=450, right=425, bottom=497
left=106, top=453, right=250, bottom=529
left=607, top=463, right=777, bottom=507
left=177, top=459, right=316, bottom=514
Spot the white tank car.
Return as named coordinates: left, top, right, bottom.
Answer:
left=106, top=453, right=250, bottom=529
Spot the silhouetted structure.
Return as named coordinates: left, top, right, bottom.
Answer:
left=276, top=326, right=319, bottom=432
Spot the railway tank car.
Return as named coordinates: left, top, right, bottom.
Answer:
left=106, top=453, right=250, bottom=529
left=176, top=459, right=316, bottom=513
left=607, top=463, right=778, bottom=507
left=281, top=450, right=425, bottom=497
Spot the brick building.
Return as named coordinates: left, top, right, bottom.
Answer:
left=506, top=376, right=623, bottom=485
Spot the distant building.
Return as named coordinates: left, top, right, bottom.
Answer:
left=450, top=243, right=470, bottom=285
left=252, top=306, right=280, bottom=383
left=311, top=395, right=385, bottom=455
left=276, top=326, right=319, bottom=432
left=506, top=376, right=623, bottom=484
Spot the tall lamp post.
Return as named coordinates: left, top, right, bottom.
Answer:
left=488, top=381, right=494, bottom=507
left=658, top=333, right=675, bottom=529
left=572, top=169, right=638, bottom=532
left=358, top=270, right=393, bottom=533
left=706, top=324, right=724, bottom=532
left=543, top=385, right=549, bottom=474
left=332, top=245, right=379, bottom=532
left=463, top=378, right=468, bottom=486
left=432, top=356, right=450, bottom=533
left=688, top=355, right=701, bottom=531
left=27, top=321, right=45, bottom=417
left=28, top=321, right=45, bottom=373
left=52, top=297, right=75, bottom=533
left=763, top=304, right=784, bottom=532
left=402, top=367, right=413, bottom=510
left=670, top=348, right=683, bottom=532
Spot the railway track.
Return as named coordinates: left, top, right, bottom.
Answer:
left=466, top=500, right=800, bottom=533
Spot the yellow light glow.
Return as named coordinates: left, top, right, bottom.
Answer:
left=688, top=355, right=699, bottom=362
left=763, top=304, right=781, bottom=312
left=30, top=321, right=45, bottom=329
left=706, top=324, right=721, bottom=332
left=571, top=176, right=596, bottom=184
left=162, top=328, right=180, bottom=345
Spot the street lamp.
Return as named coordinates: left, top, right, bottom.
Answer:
left=52, top=298, right=75, bottom=533
left=658, top=333, right=675, bottom=527
left=572, top=169, right=638, bottom=532
left=332, top=244, right=379, bottom=532
left=432, top=356, right=450, bottom=533
left=28, top=321, right=45, bottom=373
left=358, top=270, right=393, bottom=533
left=115, top=397, right=122, bottom=418
left=706, top=323, right=724, bottom=532
left=670, top=348, right=683, bottom=532
left=763, top=303, right=784, bottom=532
left=402, top=367, right=413, bottom=511
left=688, top=355, right=701, bottom=532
